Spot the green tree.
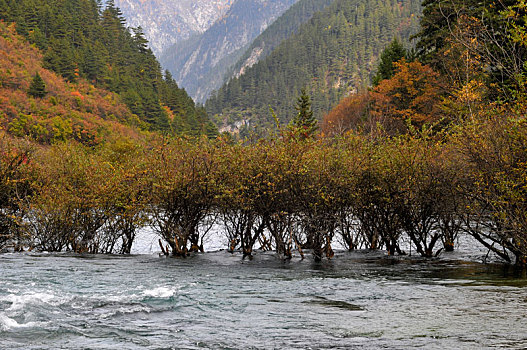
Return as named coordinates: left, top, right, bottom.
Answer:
left=372, top=38, right=408, bottom=86
left=28, top=72, right=47, bottom=98
left=290, top=88, right=317, bottom=138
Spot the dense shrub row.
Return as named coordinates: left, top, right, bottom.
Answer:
left=1, top=110, right=526, bottom=265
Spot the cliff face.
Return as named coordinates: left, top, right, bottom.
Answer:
left=114, top=0, right=234, bottom=56
left=159, top=0, right=298, bottom=102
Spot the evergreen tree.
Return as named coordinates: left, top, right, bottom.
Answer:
left=28, top=72, right=47, bottom=98
left=372, top=38, right=408, bottom=86
left=290, top=88, right=317, bottom=137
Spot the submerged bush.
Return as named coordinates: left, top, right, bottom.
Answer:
left=455, top=113, right=527, bottom=265
left=22, top=141, right=149, bottom=254
left=149, top=137, right=218, bottom=256
left=0, top=134, right=33, bottom=250
left=1, top=109, right=526, bottom=267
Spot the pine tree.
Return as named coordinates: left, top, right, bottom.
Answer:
left=28, top=72, right=47, bottom=98
left=290, top=88, right=317, bottom=138
left=372, top=38, right=407, bottom=86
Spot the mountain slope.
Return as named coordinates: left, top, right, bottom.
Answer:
left=114, top=0, right=234, bottom=56
left=0, top=22, right=141, bottom=145
left=160, top=0, right=298, bottom=103
left=206, top=0, right=422, bottom=135
left=0, top=0, right=217, bottom=137
left=229, top=0, right=336, bottom=80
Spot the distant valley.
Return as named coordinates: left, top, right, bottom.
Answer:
left=109, top=0, right=421, bottom=134
left=160, top=0, right=299, bottom=102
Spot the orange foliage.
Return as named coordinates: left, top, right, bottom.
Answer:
left=370, top=60, right=447, bottom=129
left=70, top=90, right=84, bottom=100
left=0, top=21, right=144, bottom=146
left=322, top=60, right=448, bottom=136
left=162, top=104, right=175, bottom=121
left=321, top=91, right=371, bottom=137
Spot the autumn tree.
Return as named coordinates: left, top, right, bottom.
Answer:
left=321, top=91, right=371, bottom=136
left=370, top=59, right=447, bottom=132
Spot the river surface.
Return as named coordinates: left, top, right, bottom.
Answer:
left=1, top=232, right=527, bottom=349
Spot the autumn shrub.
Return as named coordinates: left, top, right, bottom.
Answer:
left=214, top=141, right=272, bottom=258
left=391, top=132, right=454, bottom=257
left=240, top=138, right=309, bottom=259
left=95, top=140, right=151, bottom=254
left=322, top=60, right=448, bottom=137
left=454, top=111, right=527, bottom=265
left=353, top=139, right=406, bottom=255
left=288, top=139, right=342, bottom=261
left=0, top=133, right=33, bottom=250
left=149, top=137, right=219, bottom=256
left=25, top=144, right=106, bottom=252
left=331, top=134, right=370, bottom=251
left=254, top=140, right=297, bottom=258
left=24, top=141, right=149, bottom=253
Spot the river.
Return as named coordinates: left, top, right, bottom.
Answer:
left=1, top=231, right=526, bottom=349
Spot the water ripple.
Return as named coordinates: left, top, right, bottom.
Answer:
left=1, top=248, right=526, bottom=349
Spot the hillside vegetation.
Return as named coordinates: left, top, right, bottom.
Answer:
left=0, top=21, right=142, bottom=145
left=0, top=0, right=216, bottom=137
left=227, top=0, right=336, bottom=81
left=206, top=0, right=421, bottom=135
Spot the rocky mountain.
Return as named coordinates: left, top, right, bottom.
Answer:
left=114, top=0, right=234, bottom=56
left=160, top=0, right=298, bottom=103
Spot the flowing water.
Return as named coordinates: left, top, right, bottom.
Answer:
left=1, top=233, right=527, bottom=349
